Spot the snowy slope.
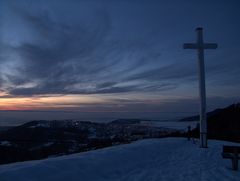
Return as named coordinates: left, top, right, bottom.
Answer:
left=0, top=138, right=240, bottom=181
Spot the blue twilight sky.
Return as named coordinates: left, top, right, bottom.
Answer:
left=0, top=0, right=240, bottom=124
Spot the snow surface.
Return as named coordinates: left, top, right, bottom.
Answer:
left=0, top=138, right=240, bottom=181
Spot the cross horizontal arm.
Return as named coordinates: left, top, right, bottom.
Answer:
left=183, top=43, right=218, bottom=49
left=203, top=43, right=218, bottom=49
left=183, top=43, right=198, bottom=49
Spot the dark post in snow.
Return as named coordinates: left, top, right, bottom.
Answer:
left=183, top=27, right=217, bottom=148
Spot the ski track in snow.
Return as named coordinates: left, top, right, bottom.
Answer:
left=0, top=138, right=240, bottom=181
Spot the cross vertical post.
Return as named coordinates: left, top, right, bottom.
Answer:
left=183, top=27, right=217, bottom=148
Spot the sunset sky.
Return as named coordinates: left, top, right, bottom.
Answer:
left=0, top=0, right=240, bottom=124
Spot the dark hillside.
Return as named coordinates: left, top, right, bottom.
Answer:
left=189, top=103, right=240, bottom=142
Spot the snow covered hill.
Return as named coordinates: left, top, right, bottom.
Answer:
left=0, top=138, right=239, bottom=181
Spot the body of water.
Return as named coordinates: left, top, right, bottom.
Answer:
left=0, top=110, right=196, bottom=127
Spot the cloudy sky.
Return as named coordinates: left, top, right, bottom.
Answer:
left=0, top=0, right=240, bottom=124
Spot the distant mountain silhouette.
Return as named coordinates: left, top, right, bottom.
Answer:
left=207, top=103, right=240, bottom=142
left=183, top=103, right=240, bottom=142
left=179, top=108, right=222, bottom=122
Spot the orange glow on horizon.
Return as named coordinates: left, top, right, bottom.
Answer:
left=0, top=95, right=106, bottom=110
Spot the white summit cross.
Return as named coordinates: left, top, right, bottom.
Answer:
left=183, top=27, right=217, bottom=148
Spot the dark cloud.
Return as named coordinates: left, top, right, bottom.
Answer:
left=1, top=4, right=171, bottom=96
left=126, top=63, right=197, bottom=82
left=8, top=81, right=177, bottom=96
left=14, top=9, right=111, bottom=75
left=0, top=0, right=240, bottom=102
left=2, top=7, right=117, bottom=95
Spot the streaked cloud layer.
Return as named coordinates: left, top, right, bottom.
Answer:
left=0, top=0, right=239, bottom=116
